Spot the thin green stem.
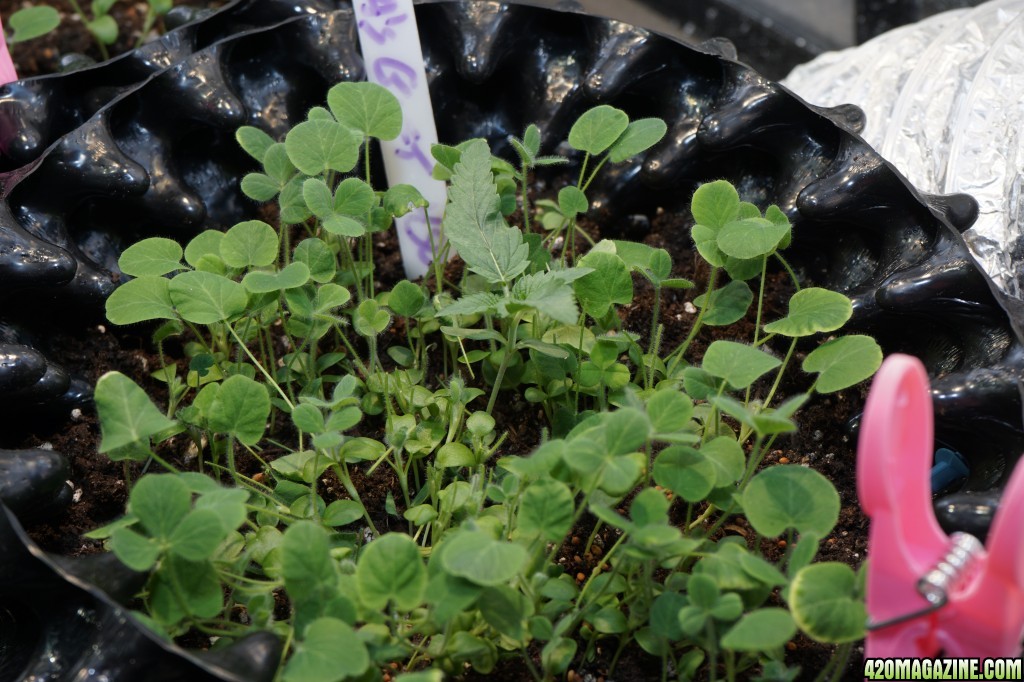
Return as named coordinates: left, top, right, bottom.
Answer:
left=667, top=266, right=719, bottom=373
left=775, top=252, right=801, bottom=291
left=485, top=313, right=523, bottom=414
left=226, top=325, right=294, bottom=410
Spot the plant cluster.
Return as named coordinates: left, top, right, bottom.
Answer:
left=91, top=80, right=881, bottom=681
left=7, top=0, right=172, bottom=58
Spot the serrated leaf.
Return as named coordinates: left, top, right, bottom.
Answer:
left=574, top=251, right=632, bottom=318
left=443, top=139, right=529, bottom=285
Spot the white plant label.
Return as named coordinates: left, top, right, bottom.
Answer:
left=352, top=0, right=447, bottom=279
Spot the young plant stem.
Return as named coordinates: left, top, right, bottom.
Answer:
left=330, top=461, right=379, bottom=536
left=226, top=326, right=294, bottom=410
left=666, top=266, right=719, bottom=372
left=745, top=256, right=769, bottom=405
left=485, top=313, right=523, bottom=414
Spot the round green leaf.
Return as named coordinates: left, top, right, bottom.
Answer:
left=573, top=251, right=633, bottom=318
left=106, top=276, right=176, bottom=325
left=242, top=262, right=310, bottom=293
left=332, top=177, right=375, bottom=216
left=717, top=217, right=789, bottom=259
left=558, top=186, right=588, bottom=217
left=568, top=105, right=629, bottom=155
left=8, top=7, right=60, bottom=43
left=95, top=372, right=176, bottom=453
left=184, top=231, right=223, bottom=268
left=169, top=509, right=228, bottom=561
left=283, top=617, right=370, bottom=682
left=240, top=173, right=279, bottom=201
left=789, top=563, right=866, bottom=643
left=763, top=288, right=853, bottom=337
left=436, top=442, right=475, bottom=468
left=110, top=527, right=160, bottom=571
left=384, top=184, right=428, bottom=217
left=441, top=530, right=528, bottom=586
left=285, top=119, right=360, bottom=176
left=701, top=436, right=746, bottom=486
left=302, top=178, right=334, bottom=218
left=653, top=446, right=716, bottom=502
left=702, top=340, right=781, bottom=390
left=323, top=499, right=365, bottom=527
left=220, top=220, right=279, bottom=268
left=129, top=474, right=191, bottom=540
left=608, top=118, right=668, bottom=162
left=236, top=126, right=275, bottom=163
left=803, top=335, right=883, bottom=393
left=720, top=608, right=797, bottom=651
left=169, top=271, right=248, bottom=324
left=742, top=465, right=839, bottom=537
left=356, top=533, right=426, bottom=611
left=293, top=238, right=336, bottom=283
left=86, top=14, right=118, bottom=45
left=207, top=375, right=271, bottom=445
left=327, top=81, right=403, bottom=140
left=646, top=389, right=693, bottom=433
left=693, top=281, right=753, bottom=326
left=518, top=480, right=574, bottom=541
left=118, top=237, right=183, bottom=277
left=291, top=404, right=325, bottom=433
left=323, top=214, right=365, bottom=237
left=388, top=280, right=426, bottom=318
left=691, top=180, right=740, bottom=230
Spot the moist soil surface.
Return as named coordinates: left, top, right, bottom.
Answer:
left=2, top=10, right=867, bottom=681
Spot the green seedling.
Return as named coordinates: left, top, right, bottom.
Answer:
left=94, top=79, right=878, bottom=681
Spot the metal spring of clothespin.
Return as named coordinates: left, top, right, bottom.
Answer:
left=867, top=532, right=983, bottom=631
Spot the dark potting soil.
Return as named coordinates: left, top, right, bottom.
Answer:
left=1, top=11, right=866, bottom=681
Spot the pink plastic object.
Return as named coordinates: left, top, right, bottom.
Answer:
left=858, top=353, right=1024, bottom=657
left=0, top=16, right=18, bottom=85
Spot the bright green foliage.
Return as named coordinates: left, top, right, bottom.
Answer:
left=94, top=88, right=878, bottom=680
left=764, top=288, right=853, bottom=337
left=327, top=81, right=403, bottom=141
left=95, top=372, right=175, bottom=455
left=804, top=335, right=883, bottom=392
left=568, top=105, right=629, bottom=155
left=742, top=466, right=840, bottom=537
left=7, top=6, right=60, bottom=42
left=442, top=139, right=530, bottom=285
left=788, top=563, right=866, bottom=643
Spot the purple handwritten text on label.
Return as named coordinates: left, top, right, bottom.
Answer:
left=404, top=212, right=443, bottom=266
left=362, top=0, right=400, bottom=17
left=394, top=129, right=434, bottom=174
left=373, top=57, right=417, bottom=96
left=358, top=13, right=407, bottom=45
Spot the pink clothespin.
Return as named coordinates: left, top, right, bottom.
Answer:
left=858, top=353, right=1024, bottom=657
left=0, top=15, right=19, bottom=85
